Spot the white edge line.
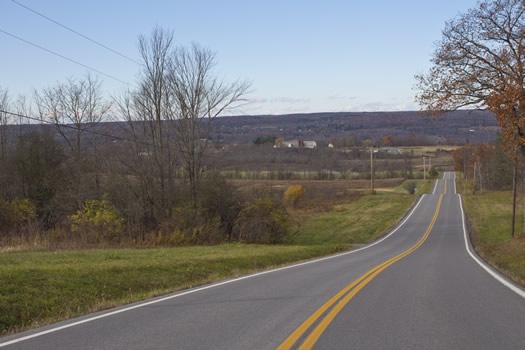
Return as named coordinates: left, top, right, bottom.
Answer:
left=0, top=195, right=428, bottom=347
left=453, top=172, right=457, bottom=194
left=432, top=178, right=438, bottom=194
left=458, top=194, right=525, bottom=298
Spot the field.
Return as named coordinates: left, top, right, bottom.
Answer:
left=0, top=184, right=425, bottom=335
left=459, top=183, right=525, bottom=287
left=398, top=145, right=460, bottom=154
left=212, top=143, right=456, bottom=181
left=232, top=178, right=404, bottom=203
left=288, top=192, right=415, bottom=245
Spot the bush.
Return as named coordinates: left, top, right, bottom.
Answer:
left=0, top=199, right=36, bottom=235
left=402, top=180, right=417, bottom=195
left=234, top=197, right=288, bottom=243
left=429, top=166, right=439, bottom=179
left=198, top=172, right=243, bottom=239
left=69, top=199, right=124, bottom=242
left=165, top=206, right=223, bottom=245
left=284, top=185, right=305, bottom=208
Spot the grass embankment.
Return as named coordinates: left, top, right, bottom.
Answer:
left=0, top=191, right=419, bottom=335
left=414, top=179, right=435, bottom=196
left=460, top=188, right=525, bottom=287
left=0, top=244, right=337, bottom=334
left=288, top=192, right=415, bottom=245
left=376, top=179, right=434, bottom=196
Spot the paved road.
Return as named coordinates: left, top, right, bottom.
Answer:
left=2, top=172, right=525, bottom=349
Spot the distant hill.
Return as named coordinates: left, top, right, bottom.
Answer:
left=211, top=110, right=499, bottom=145
left=6, top=110, right=498, bottom=147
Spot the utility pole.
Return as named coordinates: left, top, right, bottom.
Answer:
left=472, top=161, right=477, bottom=195
left=370, top=146, right=375, bottom=193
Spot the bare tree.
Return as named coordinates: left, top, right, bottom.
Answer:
left=15, top=94, right=32, bottom=136
left=416, top=0, right=525, bottom=235
left=0, top=88, right=10, bottom=165
left=35, top=73, right=110, bottom=206
left=134, top=27, right=177, bottom=213
left=114, top=91, right=166, bottom=233
left=168, top=43, right=250, bottom=205
left=111, top=27, right=179, bottom=231
left=0, top=88, right=12, bottom=199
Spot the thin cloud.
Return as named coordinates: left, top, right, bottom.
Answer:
left=248, top=96, right=311, bottom=105
left=327, top=95, right=356, bottom=101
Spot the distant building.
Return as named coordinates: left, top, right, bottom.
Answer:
left=278, top=139, right=317, bottom=149
left=287, top=140, right=299, bottom=148
left=379, top=146, right=402, bottom=155
left=303, top=141, right=317, bottom=149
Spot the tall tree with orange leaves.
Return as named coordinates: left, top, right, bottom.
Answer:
left=416, top=0, right=525, bottom=236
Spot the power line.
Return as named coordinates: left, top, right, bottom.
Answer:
left=11, top=0, right=142, bottom=66
left=0, top=109, right=172, bottom=152
left=0, top=28, right=133, bottom=87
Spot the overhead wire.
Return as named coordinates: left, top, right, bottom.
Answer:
left=10, top=0, right=142, bottom=66
left=0, top=109, right=176, bottom=153
left=1, top=3, right=219, bottom=159
left=0, top=28, right=134, bottom=87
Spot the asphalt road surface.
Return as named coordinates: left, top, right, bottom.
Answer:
left=2, top=172, right=524, bottom=349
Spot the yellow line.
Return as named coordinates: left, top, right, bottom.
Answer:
left=278, top=195, right=444, bottom=350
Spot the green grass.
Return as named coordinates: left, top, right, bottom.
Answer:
left=461, top=189, right=525, bottom=287
left=0, top=192, right=417, bottom=335
left=288, top=192, right=415, bottom=245
left=384, top=179, right=435, bottom=196
left=0, top=244, right=339, bottom=334
left=414, top=179, right=434, bottom=195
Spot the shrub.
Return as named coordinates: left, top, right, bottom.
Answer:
left=234, top=197, right=288, bottom=243
left=198, top=172, right=243, bottom=239
left=14, top=132, right=66, bottom=206
left=0, top=198, right=36, bottom=233
left=69, top=199, right=124, bottom=242
left=429, top=166, right=439, bottom=179
left=284, top=185, right=305, bottom=208
left=402, top=180, right=417, bottom=195
left=168, top=206, right=223, bottom=245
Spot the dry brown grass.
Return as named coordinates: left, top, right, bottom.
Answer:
left=231, top=178, right=403, bottom=207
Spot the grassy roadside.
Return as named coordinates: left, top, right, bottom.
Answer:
left=0, top=191, right=417, bottom=335
left=414, top=179, right=434, bottom=196
left=376, top=179, right=434, bottom=196
left=0, top=244, right=338, bottom=335
left=458, top=180, right=525, bottom=287
left=288, top=192, right=416, bottom=245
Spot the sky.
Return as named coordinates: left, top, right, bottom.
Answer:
left=1, top=0, right=479, bottom=115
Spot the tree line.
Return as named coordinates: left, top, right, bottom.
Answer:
left=0, top=28, right=292, bottom=247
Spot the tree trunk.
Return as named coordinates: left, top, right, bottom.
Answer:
left=512, top=159, right=517, bottom=238
left=478, top=162, right=483, bottom=194
left=522, top=161, right=525, bottom=237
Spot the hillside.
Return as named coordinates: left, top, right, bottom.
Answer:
left=5, top=110, right=498, bottom=148
left=210, top=110, right=498, bottom=145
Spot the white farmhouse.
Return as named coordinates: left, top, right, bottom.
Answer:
left=303, top=141, right=317, bottom=149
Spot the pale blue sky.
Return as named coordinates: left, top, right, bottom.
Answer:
left=1, top=0, right=478, bottom=114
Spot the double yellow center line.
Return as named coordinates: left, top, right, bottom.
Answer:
left=278, top=194, right=444, bottom=350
